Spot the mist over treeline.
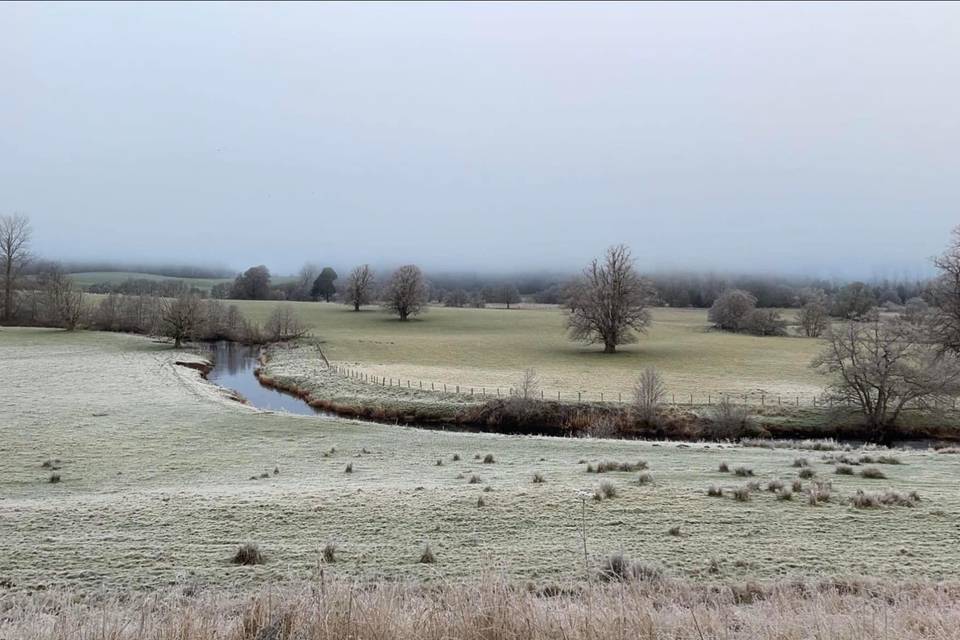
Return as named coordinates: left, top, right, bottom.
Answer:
left=67, top=259, right=933, bottom=311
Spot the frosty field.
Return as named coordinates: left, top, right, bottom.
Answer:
left=2, top=328, right=959, bottom=592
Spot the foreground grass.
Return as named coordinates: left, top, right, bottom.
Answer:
left=230, top=302, right=825, bottom=401
left=4, top=577, right=960, bottom=640
left=2, top=328, right=959, bottom=593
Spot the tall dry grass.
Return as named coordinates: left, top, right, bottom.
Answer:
left=3, top=576, right=960, bottom=639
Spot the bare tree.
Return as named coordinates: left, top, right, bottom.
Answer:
left=159, top=294, right=202, bottom=348
left=708, top=289, right=756, bottom=332
left=443, top=289, right=470, bottom=308
left=812, top=317, right=960, bottom=443
left=0, top=213, right=32, bottom=321
left=931, top=225, right=960, bottom=354
left=343, top=264, right=375, bottom=311
left=517, top=368, right=541, bottom=400
left=564, top=245, right=654, bottom=353
left=798, top=291, right=830, bottom=337
left=632, top=367, right=665, bottom=425
left=265, top=304, right=308, bottom=341
left=40, top=266, right=84, bottom=330
left=382, top=265, right=428, bottom=321
left=294, top=263, right=320, bottom=300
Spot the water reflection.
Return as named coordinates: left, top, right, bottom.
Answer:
left=205, top=341, right=324, bottom=416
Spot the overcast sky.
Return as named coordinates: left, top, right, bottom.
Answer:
left=2, top=1, right=958, bottom=277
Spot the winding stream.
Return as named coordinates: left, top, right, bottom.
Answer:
left=205, top=341, right=325, bottom=416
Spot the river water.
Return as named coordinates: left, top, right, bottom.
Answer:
left=205, top=341, right=323, bottom=416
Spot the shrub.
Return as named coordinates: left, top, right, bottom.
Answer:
left=532, top=472, right=545, bottom=484
left=851, top=490, right=918, bottom=508
left=232, top=543, right=264, bottom=565
left=477, top=496, right=485, bottom=507
left=48, top=472, right=61, bottom=484
left=418, top=544, right=435, bottom=564
left=452, top=453, right=461, bottom=461
left=322, top=543, right=336, bottom=563
left=733, top=466, right=754, bottom=477
left=41, top=458, right=61, bottom=470
left=835, top=465, right=854, bottom=475
left=707, top=397, right=755, bottom=439
left=707, top=485, right=723, bottom=497
left=637, top=472, right=653, bottom=485
left=633, top=367, right=665, bottom=426
left=482, top=454, right=495, bottom=464
left=598, top=552, right=663, bottom=582
left=344, top=463, right=353, bottom=474
left=791, top=457, right=810, bottom=468
left=718, top=462, right=730, bottom=473
left=732, top=486, right=751, bottom=502
left=468, top=474, right=481, bottom=484
left=435, top=459, right=443, bottom=466
left=258, top=472, right=270, bottom=479
left=777, top=489, right=793, bottom=501
left=792, top=479, right=803, bottom=492
left=799, top=468, right=815, bottom=479
left=746, top=480, right=761, bottom=492
left=766, top=479, right=784, bottom=492
left=273, top=466, right=280, bottom=475
left=808, top=484, right=831, bottom=505
left=668, top=525, right=681, bottom=536
left=875, top=455, right=902, bottom=465
left=860, top=467, right=886, bottom=479
left=474, top=454, right=482, bottom=460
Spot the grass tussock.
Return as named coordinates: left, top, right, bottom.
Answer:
left=707, top=485, right=723, bottom=497
left=851, top=490, right=920, bottom=509
left=799, top=468, right=816, bottom=479
left=321, top=543, right=336, bottom=563
left=668, top=525, right=682, bottom=537
left=587, top=460, right=648, bottom=474
left=860, top=467, right=887, bottom=479
left=418, top=544, right=435, bottom=564
left=792, top=479, right=803, bottom=492
left=451, top=453, right=461, bottom=461
left=766, top=479, right=784, bottom=493
left=791, top=457, right=810, bottom=468
left=637, top=472, right=653, bottom=485
left=835, top=465, right=854, bottom=475
left=344, top=463, right=353, bottom=474
left=718, top=462, right=730, bottom=473
left=598, top=552, right=664, bottom=582
left=482, top=454, right=495, bottom=464
left=532, top=472, right=545, bottom=484
left=231, top=543, right=263, bottom=566
left=732, top=486, right=751, bottom=502
left=48, top=472, right=61, bottom=484
left=41, top=458, right=62, bottom=470
left=733, top=466, right=754, bottom=477
left=594, top=480, right=618, bottom=501
left=777, top=489, right=793, bottom=501
left=468, top=474, right=481, bottom=484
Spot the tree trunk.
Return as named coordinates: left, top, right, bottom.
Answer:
left=399, top=310, right=408, bottom=321
left=353, top=302, right=360, bottom=312
left=603, top=342, right=616, bottom=354
left=174, top=335, right=182, bottom=348
left=3, top=259, right=10, bottom=320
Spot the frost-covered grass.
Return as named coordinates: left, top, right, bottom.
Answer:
left=1, top=329, right=959, bottom=592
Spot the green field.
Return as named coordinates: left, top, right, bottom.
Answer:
left=68, top=271, right=299, bottom=291
left=234, top=302, right=826, bottom=402
left=2, top=328, right=958, bottom=592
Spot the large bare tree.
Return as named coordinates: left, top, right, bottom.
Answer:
left=564, top=245, right=654, bottom=353
left=931, top=225, right=960, bottom=354
left=0, top=213, right=32, bottom=321
left=382, top=264, right=428, bottom=321
left=343, top=264, right=375, bottom=311
left=812, top=317, right=960, bottom=443
left=159, top=294, right=202, bottom=348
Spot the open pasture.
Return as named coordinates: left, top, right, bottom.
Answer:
left=1, top=329, right=957, bottom=592
left=232, top=302, right=826, bottom=401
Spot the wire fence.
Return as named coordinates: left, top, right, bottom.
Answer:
left=329, top=363, right=891, bottom=409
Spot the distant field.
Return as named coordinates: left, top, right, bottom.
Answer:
left=1, top=328, right=958, bottom=591
left=232, top=302, right=827, bottom=400
left=68, top=271, right=298, bottom=290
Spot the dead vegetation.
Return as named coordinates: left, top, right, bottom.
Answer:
left=231, top=543, right=263, bottom=566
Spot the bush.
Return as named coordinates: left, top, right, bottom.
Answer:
left=777, top=489, right=793, bottom=501
left=637, top=472, right=653, bottom=485
left=851, top=490, right=919, bottom=508
left=48, top=472, right=61, bottom=484
left=707, top=485, right=723, bottom=497
left=344, top=463, right=353, bottom=474
left=799, top=468, right=815, bottom=479
left=860, top=467, right=886, bottom=479
left=732, top=486, right=751, bottom=502
left=766, top=479, right=784, bottom=492
left=718, top=462, right=730, bottom=473
left=232, top=543, right=264, bottom=565
left=452, top=453, right=461, bottom=461
left=668, top=525, right=681, bottom=537
left=745, top=309, right=787, bottom=336
left=733, top=466, right=754, bottom=477
left=633, top=367, right=665, bottom=426
left=707, top=398, right=755, bottom=439
left=532, top=472, right=545, bottom=484
left=791, top=458, right=809, bottom=468
left=792, top=479, right=803, bottom=492
left=476, top=496, right=485, bottom=507
left=835, top=465, right=854, bottom=475
left=482, top=454, right=495, bottom=464
left=468, top=474, right=481, bottom=484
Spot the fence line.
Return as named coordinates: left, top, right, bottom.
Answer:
left=325, top=363, right=932, bottom=410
